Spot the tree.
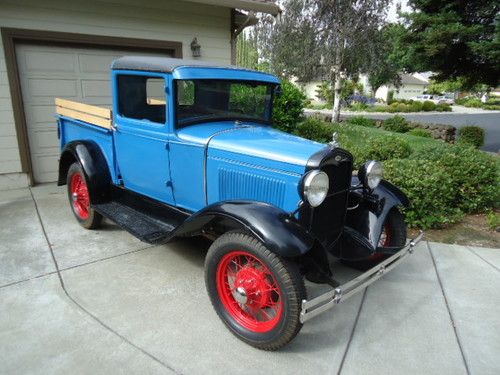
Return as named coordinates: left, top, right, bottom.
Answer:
left=399, top=0, right=500, bottom=89
left=365, top=25, right=403, bottom=95
left=259, top=0, right=390, bottom=122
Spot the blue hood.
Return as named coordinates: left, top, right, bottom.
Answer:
left=176, top=122, right=326, bottom=174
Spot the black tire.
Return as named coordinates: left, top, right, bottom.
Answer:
left=205, top=231, right=306, bottom=350
left=344, top=208, right=407, bottom=271
left=66, top=162, right=102, bottom=229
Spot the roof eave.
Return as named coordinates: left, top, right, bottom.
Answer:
left=185, top=0, right=281, bottom=15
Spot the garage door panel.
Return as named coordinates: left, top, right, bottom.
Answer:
left=26, top=78, right=78, bottom=98
left=81, top=79, right=112, bottom=98
left=27, top=105, right=57, bottom=124
left=21, top=50, right=76, bottom=74
left=29, top=135, right=59, bottom=151
left=78, top=53, right=122, bottom=73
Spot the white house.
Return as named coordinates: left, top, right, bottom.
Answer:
left=0, top=0, right=280, bottom=189
left=359, top=73, right=430, bottom=101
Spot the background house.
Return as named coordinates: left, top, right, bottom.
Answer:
left=0, top=0, right=279, bottom=189
left=359, top=73, right=430, bottom=101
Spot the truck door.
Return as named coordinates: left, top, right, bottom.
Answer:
left=112, top=72, right=175, bottom=205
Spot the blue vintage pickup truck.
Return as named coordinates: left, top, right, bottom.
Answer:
left=55, top=56, right=422, bottom=350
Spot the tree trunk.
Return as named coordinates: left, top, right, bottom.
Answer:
left=331, top=74, right=342, bottom=123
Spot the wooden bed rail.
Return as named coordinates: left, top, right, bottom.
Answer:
left=55, top=98, right=112, bottom=129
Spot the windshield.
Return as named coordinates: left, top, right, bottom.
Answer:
left=175, top=79, right=275, bottom=127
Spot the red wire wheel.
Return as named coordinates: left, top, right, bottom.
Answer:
left=216, top=250, right=283, bottom=333
left=205, top=231, right=305, bottom=350
left=70, top=171, right=90, bottom=220
left=66, top=162, right=102, bottom=229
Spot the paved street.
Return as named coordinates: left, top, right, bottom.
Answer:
left=1, top=185, right=499, bottom=375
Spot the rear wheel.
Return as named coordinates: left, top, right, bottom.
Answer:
left=205, top=231, right=306, bottom=350
left=344, top=208, right=407, bottom=271
left=66, top=163, right=102, bottom=229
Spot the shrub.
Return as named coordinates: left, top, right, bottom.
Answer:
left=486, top=211, right=500, bottom=231
left=410, top=145, right=499, bottom=213
left=272, top=80, right=307, bottom=133
left=383, top=115, right=410, bottom=133
left=385, top=144, right=499, bottom=229
left=349, top=102, right=369, bottom=111
left=347, top=116, right=376, bottom=127
left=362, top=136, right=411, bottom=161
left=458, top=126, right=485, bottom=148
left=294, top=117, right=335, bottom=143
left=410, top=101, right=423, bottom=112
left=408, top=128, right=432, bottom=138
left=436, top=103, right=452, bottom=112
left=422, top=100, right=437, bottom=111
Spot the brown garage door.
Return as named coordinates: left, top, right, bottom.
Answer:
left=16, top=44, right=171, bottom=183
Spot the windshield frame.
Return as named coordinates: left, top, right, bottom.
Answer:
left=173, top=79, right=277, bottom=128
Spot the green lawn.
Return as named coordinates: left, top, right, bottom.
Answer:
left=330, top=122, right=441, bottom=153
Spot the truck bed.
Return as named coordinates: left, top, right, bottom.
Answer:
left=55, top=98, right=112, bottom=129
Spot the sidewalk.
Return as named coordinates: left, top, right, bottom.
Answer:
left=1, top=185, right=499, bottom=374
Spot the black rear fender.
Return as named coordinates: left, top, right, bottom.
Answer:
left=58, top=141, right=112, bottom=203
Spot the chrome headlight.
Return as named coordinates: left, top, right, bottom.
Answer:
left=302, top=170, right=329, bottom=207
left=359, top=160, right=383, bottom=190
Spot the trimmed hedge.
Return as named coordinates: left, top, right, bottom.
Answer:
left=458, top=126, right=485, bottom=148
left=361, top=136, right=411, bottom=161
left=382, top=115, right=410, bottom=133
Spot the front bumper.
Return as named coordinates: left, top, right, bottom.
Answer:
left=300, top=231, right=424, bottom=323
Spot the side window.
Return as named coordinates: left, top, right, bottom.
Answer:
left=117, top=75, right=166, bottom=124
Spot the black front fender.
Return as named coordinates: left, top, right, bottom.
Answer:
left=173, top=200, right=315, bottom=258
left=341, top=178, right=409, bottom=260
left=58, top=141, right=111, bottom=203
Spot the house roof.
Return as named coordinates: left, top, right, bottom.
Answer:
left=186, top=0, right=281, bottom=15
left=400, top=74, right=429, bottom=85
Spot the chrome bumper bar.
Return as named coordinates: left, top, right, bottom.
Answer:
left=300, top=231, right=424, bottom=323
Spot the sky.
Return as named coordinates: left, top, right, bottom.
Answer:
left=387, top=0, right=411, bottom=22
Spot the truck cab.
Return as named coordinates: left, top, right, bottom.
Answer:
left=55, top=56, right=421, bottom=350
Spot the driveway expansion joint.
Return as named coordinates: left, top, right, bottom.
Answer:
left=465, top=246, right=500, bottom=273
left=28, top=188, right=182, bottom=375
left=337, top=288, right=368, bottom=375
left=427, top=241, right=471, bottom=375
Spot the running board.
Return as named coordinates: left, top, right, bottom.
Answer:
left=93, top=187, right=190, bottom=244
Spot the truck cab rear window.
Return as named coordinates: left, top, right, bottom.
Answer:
left=117, top=75, right=166, bottom=124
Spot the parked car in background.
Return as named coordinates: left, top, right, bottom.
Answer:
left=54, top=56, right=422, bottom=350
left=435, top=95, right=455, bottom=105
left=410, top=94, right=447, bottom=104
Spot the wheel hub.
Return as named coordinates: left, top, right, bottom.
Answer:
left=234, top=286, right=248, bottom=304
left=233, top=266, right=273, bottom=309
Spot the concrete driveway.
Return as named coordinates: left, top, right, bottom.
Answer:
left=1, top=185, right=499, bottom=375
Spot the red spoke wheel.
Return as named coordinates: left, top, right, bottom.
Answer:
left=205, top=231, right=306, bottom=350
left=343, top=208, right=407, bottom=271
left=66, top=163, right=102, bottom=229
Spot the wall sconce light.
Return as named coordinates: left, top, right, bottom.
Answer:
left=191, top=37, right=201, bottom=58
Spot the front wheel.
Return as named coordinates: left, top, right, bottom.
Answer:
left=205, top=231, right=306, bottom=350
left=66, top=162, right=102, bottom=229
